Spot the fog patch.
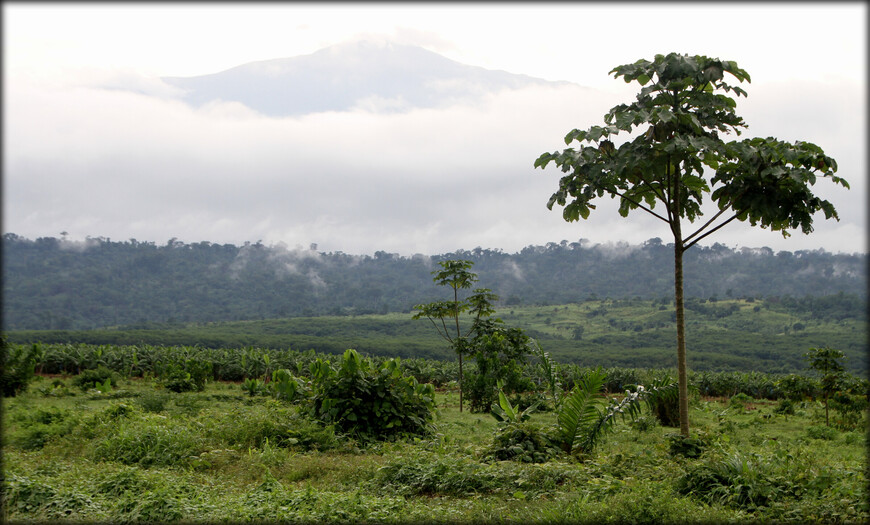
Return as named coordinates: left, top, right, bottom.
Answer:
left=593, top=241, right=641, bottom=260
left=502, top=260, right=524, bottom=281
left=57, top=237, right=101, bottom=252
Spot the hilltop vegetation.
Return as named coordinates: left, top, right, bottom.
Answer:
left=2, top=233, right=865, bottom=331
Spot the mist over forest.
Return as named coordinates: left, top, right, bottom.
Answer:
left=3, top=233, right=864, bottom=331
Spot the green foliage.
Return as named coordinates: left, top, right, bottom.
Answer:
left=648, top=374, right=681, bottom=426
left=268, top=368, right=305, bottom=402
left=536, top=52, right=847, bottom=437
left=463, top=319, right=534, bottom=413
left=413, top=259, right=529, bottom=412
left=72, top=365, right=118, bottom=391
left=311, top=349, right=436, bottom=441
left=137, top=392, right=170, bottom=413
left=1, top=340, right=42, bottom=396
left=729, top=392, right=754, bottom=409
left=242, top=377, right=267, bottom=397
left=829, top=390, right=868, bottom=430
left=485, top=421, right=562, bottom=463
left=161, top=358, right=211, bottom=392
left=805, top=346, right=847, bottom=426
left=8, top=406, right=78, bottom=450
left=806, top=424, right=839, bottom=441
left=213, top=401, right=338, bottom=451
left=489, top=382, right=539, bottom=424
left=92, top=415, right=205, bottom=467
left=373, top=451, right=580, bottom=498
left=667, top=431, right=710, bottom=458
left=553, top=368, right=676, bottom=455
left=3, top=474, right=99, bottom=520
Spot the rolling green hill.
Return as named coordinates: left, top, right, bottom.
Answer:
left=6, top=298, right=865, bottom=374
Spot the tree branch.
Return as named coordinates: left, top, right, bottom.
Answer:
left=683, top=213, right=742, bottom=250
left=683, top=204, right=732, bottom=244
left=609, top=189, right=671, bottom=223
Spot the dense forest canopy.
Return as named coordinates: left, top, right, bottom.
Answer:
left=2, top=233, right=865, bottom=331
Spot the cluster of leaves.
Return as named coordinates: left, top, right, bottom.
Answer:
left=490, top=345, right=678, bottom=460
left=311, top=349, right=436, bottom=442
left=72, top=365, right=119, bottom=392
left=1, top=340, right=42, bottom=397
left=413, top=260, right=535, bottom=413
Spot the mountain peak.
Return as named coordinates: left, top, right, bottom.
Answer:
left=161, top=40, right=575, bottom=117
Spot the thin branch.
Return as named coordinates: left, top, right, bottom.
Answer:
left=634, top=172, right=669, bottom=205
left=608, top=189, right=671, bottom=223
left=683, top=204, right=732, bottom=244
left=684, top=213, right=742, bottom=250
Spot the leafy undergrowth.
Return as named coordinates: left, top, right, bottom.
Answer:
left=2, top=376, right=866, bottom=523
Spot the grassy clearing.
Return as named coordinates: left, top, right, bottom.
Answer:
left=2, top=374, right=867, bottom=523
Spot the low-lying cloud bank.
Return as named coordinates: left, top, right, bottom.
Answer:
left=5, top=71, right=864, bottom=256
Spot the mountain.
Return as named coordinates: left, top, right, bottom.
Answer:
left=160, top=40, right=576, bottom=117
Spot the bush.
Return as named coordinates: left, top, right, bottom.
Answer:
left=311, top=350, right=436, bottom=442
left=729, top=392, right=754, bottom=409
left=806, top=424, right=838, bottom=441
left=668, top=432, right=710, bottom=459
left=213, top=401, right=338, bottom=451
left=2, top=342, right=42, bottom=397
left=485, top=421, right=562, bottom=463
left=161, top=359, right=211, bottom=392
left=72, top=366, right=118, bottom=391
left=93, top=416, right=205, bottom=467
left=138, top=392, right=170, bottom=413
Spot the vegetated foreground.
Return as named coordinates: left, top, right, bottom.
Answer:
left=2, top=343, right=867, bottom=523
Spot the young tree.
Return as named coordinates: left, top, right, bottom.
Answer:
left=412, top=260, right=494, bottom=412
left=535, top=53, right=848, bottom=436
left=804, top=346, right=846, bottom=427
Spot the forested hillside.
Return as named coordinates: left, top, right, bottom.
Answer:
left=3, top=233, right=865, bottom=330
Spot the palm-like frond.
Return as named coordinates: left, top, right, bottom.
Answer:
left=557, top=367, right=607, bottom=454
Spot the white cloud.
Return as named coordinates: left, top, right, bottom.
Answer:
left=3, top=3, right=865, bottom=255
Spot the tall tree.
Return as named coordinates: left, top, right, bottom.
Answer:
left=535, top=53, right=848, bottom=436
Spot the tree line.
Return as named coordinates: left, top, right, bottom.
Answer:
left=2, top=232, right=865, bottom=331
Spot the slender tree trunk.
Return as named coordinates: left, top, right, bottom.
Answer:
left=824, top=392, right=829, bottom=426
left=674, top=241, right=690, bottom=437
left=454, top=287, right=463, bottom=413
left=458, top=354, right=463, bottom=412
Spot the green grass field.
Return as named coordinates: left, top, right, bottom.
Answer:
left=3, top=372, right=866, bottom=523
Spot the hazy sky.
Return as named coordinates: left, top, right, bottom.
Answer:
left=4, top=2, right=866, bottom=255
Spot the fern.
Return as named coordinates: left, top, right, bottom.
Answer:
left=531, top=339, right=562, bottom=409
left=557, top=367, right=607, bottom=454
left=556, top=368, right=679, bottom=455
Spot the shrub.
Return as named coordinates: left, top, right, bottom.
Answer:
left=242, top=378, right=267, bottom=397
left=485, top=421, right=561, bottom=463
left=729, top=392, right=754, bottom=409
left=668, top=432, right=710, bottom=458
left=213, top=402, right=338, bottom=451
left=311, top=350, right=436, bottom=442
left=806, top=424, right=839, bottom=441
left=1, top=341, right=42, bottom=397
left=93, top=416, right=204, bottom=467
left=161, top=359, right=211, bottom=393
left=138, top=392, right=170, bottom=413
left=8, top=406, right=78, bottom=450
left=773, top=398, right=796, bottom=416
left=72, top=366, right=118, bottom=391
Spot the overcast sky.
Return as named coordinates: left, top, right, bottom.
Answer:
left=4, top=2, right=866, bottom=255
